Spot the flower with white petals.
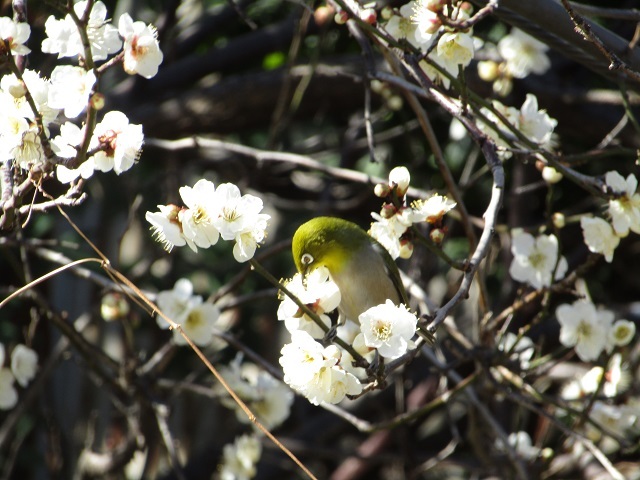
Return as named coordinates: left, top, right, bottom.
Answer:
left=359, top=299, right=417, bottom=359
left=155, top=278, right=201, bottom=327
left=498, top=28, right=550, bottom=79
left=232, top=212, right=270, bottom=263
left=172, top=301, right=221, bottom=347
left=607, top=319, right=635, bottom=352
left=145, top=204, right=186, bottom=252
left=385, top=2, right=420, bottom=47
left=41, top=1, right=121, bottom=61
left=562, top=354, right=630, bottom=400
left=580, top=216, right=620, bottom=263
left=277, top=267, right=340, bottom=338
left=53, top=122, right=97, bottom=183
left=178, top=179, right=221, bottom=252
left=0, top=17, right=31, bottom=55
left=280, top=331, right=362, bottom=405
left=1, top=70, right=60, bottom=127
left=92, top=111, right=143, bottom=174
left=218, top=434, right=262, bottom=480
left=509, top=231, right=567, bottom=289
left=518, top=94, right=557, bottom=146
left=0, top=368, right=18, bottom=410
left=118, top=13, right=163, bottom=79
left=605, top=171, right=640, bottom=237
left=10, top=345, right=37, bottom=387
left=420, top=31, right=475, bottom=89
left=496, top=431, right=541, bottom=461
left=369, top=210, right=412, bottom=260
left=556, top=299, right=613, bottom=362
left=410, top=194, right=457, bottom=224
left=48, top=66, right=97, bottom=119
left=217, top=356, right=293, bottom=431
left=588, top=401, right=636, bottom=442
left=213, top=184, right=262, bottom=241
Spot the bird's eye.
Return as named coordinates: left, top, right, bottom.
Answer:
left=301, top=253, right=314, bottom=266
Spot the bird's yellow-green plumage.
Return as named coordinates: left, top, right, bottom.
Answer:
left=292, top=217, right=409, bottom=323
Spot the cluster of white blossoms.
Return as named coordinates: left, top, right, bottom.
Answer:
left=478, top=28, right=551, bottom=96
left=217, top=434, right=262, bottom=480
left=215, top=355, right=294, bottom=431
left=580, top=170, right=640, bottom=263
left=146, top=180, right=270, bottom=263
left=155, top=278, right=230, bottom=347
left=279, top=331, right=363, bottom=405
left=479, top=94, right=558, bottom=155
left=556, top=299, right=635, bottom=362
left=370, top=166, right=456, bottom=260
left=509, top=230, right=568, bottom=290
left=0, top=2, right=160, bottom=180
left=0, top=343, right=38, bottom=410
left=384, top=1, right=476, bottom=89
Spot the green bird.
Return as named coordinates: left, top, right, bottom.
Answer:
left=292, top=217, right=433, bottom=343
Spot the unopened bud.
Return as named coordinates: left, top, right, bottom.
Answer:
left=374, top=183, right=391, bottom=198
left=359, top=8, right=377, bottom=25
left=552, top=212, right=565, bottom=229
left=380, top=6, right=394, bottom=21
left=380, top=203, right=397, bottom=219
left=334, top=10, right=348, bottom=24
left=101, top=293, right=130, bottom=321
left=430, top=228, right=445, bottom=245
left=399, top=241, right=414, bottom=259
left=7, top=80, right=27, bottom=98
left=542, top=166, right=563, bottom=184
left=492, top=76, right=513, bottom=97
left=314, top=5, right=335, bottom=26
left=389, top=166, right=410, bottom=196
left=459, top=2, right=474, bottom=14
left=477, top=61, right=500, bottom=82
left=387, top=95, right=403, bottom=111
left=426, top=0, right=447, bottom=12
left=370, top=79, right=385, bottom=94
left=90, top=92, right=106, bottom=110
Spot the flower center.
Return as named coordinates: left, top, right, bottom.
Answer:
left=223, top=206, right=239, bottom=222
left=372, top=319, right=391, bottom=341
left=192, top=206, right=208, bottom=225
left=528, top=251, right=546, bottom=268
left=576, top=321, right=592, bottom=340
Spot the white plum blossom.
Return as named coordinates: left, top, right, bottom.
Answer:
left=368, top=210, right=413, bottom=260
left=178, top=179, right=221, bottom=251
left=389, top=166, right=411, bottom=196
left=232, top=211, right=270, bottom=263
left=495, top=431, right=541, bottom=461
left=0, top=368, right=18, bottom=410
left=385, top=2, right=419, bottom=47
left=92, top=111, right=144, bottom=174
left=172, top=301, right=221, bottom=347
left=10, top=344, right=38, bottom=387
left=52, top=122, right=95, bottom=183
left=0, top=17, right=31, bottom=55
left=587, top=401, right=636, bottom=444
left=556, top=299, right=613, bottom=362
left=212, top=184, right=262, bottom=241
left=517, top=94, right=557, bottom=146
left=48, top=66, right=97, bottom=119
left=218, top=434, right=262, bottom=480
left=607, top=319, right=635, bottom=352
left=277, top=267, right=340, bottom=338
left=145, top=204, right=186, bottom=252
left=216, top=356, right=293, bottom=431
left=155, top=278, right=201, bottom=327
left=498, top=28, right=551, bottom=79
left=358, top=299, right=418, bottom=359
left=279, top=331, right=362, bottom=405
left=118, top=13, right=163, bottom=79
left=509, top=231, right=567, bottom=289
left=41, top=1, right=121, bottom=61
left=410, top=194, right=457, bottom=224
left=1, top=70, right=59, bottom=127
left=580, top=216, right=620, bottom=263
left=420, top=31, right=475, bottom=89
left=605, top=171, right=640, bottom=237
left=562, top=354, right=629, bottom=400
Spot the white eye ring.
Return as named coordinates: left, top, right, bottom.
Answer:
left=301, top=253, right=314, bottom=266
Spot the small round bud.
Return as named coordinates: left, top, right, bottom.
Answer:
left=426, top=0, right=446, bottom=12
left=380, top=203, right=397, bottom=219
left=389, top=166, right=410, bottom=196
left=314, top=5, right=335, bottom=26
left=387, top=95, right=403, bottom=111
left=492, top=76, right=513, bottom=97
left=90, top=92, right=106, bottom=110
left=101, top=293, right=130, bottom=321
left=399, top=241, right=414, bottom=259
left=7, top=80, right=27, bottom=98
left=334, top=10, right=349, bottom=24
left=552, top=212, right=565, bottom=229
left=359, top=8, right=377, bottom=25
left=459, top=2, right=474, bottom=14
left=534, top=159, right=545, bottom=172
left=380, top=6, right=394, bottom=21
left=374, top=183, right=391, bottom=198
left=370, top=79, right=385, bottom=94
left=477, top=61, right=500, bottom=82
left=542, top=166, right=563, bottom=184
left=430, top=228, right=445, bottom=245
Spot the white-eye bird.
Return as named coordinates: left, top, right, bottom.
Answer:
left=292, top=216, right=411, bottom=323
